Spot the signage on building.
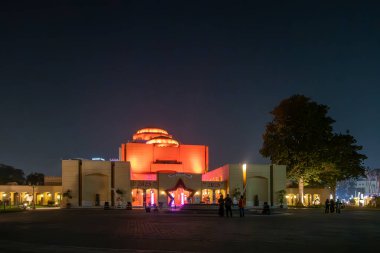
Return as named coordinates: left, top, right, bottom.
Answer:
left=131, top=180, right=158, bottom=189
left=202, top=181, right=225, bottom=189
left=168, top=173, right=192, bottom=179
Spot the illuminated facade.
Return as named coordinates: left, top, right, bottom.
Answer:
left=119, top=127, right=208, bottom=176
left=0, top=177, right=62, bottom=207
left=59, top=127, right=287, bottom=208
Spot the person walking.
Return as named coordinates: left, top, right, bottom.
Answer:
left=218, top=194, right=224, bottom=217
left=324, top=199, right=330, bottom=213
left=336, top=199, right=342, bottom=214
left=225, top=194, right=233, bottom=217
left=238, top=195, right=245, bottom=217
left=329, top=199, right=335, bottom=213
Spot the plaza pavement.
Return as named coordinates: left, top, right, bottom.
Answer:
left=0, top=207, right=379, bottom=253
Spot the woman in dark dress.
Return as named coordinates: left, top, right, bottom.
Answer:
left=218, top=194, right=224, bottom=217
left=325, top=199, right=330, bottom=213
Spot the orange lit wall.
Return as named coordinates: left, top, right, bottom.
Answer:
left=131, top=173, right=157, bottom=181
left=153, top=146, right=179, bottom=161
left=202, top=164, right=229, bottom=182
left=120, top=143, right=208, bottom=175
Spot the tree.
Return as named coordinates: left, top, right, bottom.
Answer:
left=26, top=172, right=45, bottom=185
left=0, top=164, right=25, bottom=185
left=260, top=95, right=335, bottom=205
left=320, top=133, right=367, bottom=198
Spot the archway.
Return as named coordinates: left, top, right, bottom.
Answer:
left=165, top=179, right=194, bottom=207
left=83, top=173, right=109, bottom=206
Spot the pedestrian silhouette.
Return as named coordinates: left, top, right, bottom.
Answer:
left=329, top=199, right=335, bottom=213
left=324, top=199, right=330, bottom=213
left=238, top=195, right=245, bottom=217
left=225, top=194, right=233, bottom=217
left=262, top=202, right=270, bottom=215
left=336, top=199, right=341, bottom=213
left=218, top=194, right=224, bottom=217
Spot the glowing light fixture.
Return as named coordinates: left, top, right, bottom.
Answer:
left=150, top=190, right=154, bottom=206
left=146, top=137, right=179, bottom=147
left=136, top=128, right=168, bottom=135
left=242, top=163, right=247, bottom=196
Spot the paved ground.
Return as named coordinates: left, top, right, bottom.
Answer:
left=0, top=208, right=379, bottom=252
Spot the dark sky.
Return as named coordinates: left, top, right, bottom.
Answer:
left=1, top=1, right=379, bottom=176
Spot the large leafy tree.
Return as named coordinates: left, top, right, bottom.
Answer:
left=260, top=95, right=335, bottom=205
left=26, top=172, right=45, bottom=185
left=0, top=164, right=25, bottom=185
left=320, top=133, right=366, bottom=197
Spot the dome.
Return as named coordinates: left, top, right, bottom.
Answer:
left=135, top=128, right=169, bottom=135
left=146, top=136, right=179, bottom=147
left=132, top=127, right=179, bottom=147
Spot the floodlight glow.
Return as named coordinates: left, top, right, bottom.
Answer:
left=150, top=190, right=154, bottom=206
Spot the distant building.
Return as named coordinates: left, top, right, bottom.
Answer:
left=355, top=179, right=379, bottom=196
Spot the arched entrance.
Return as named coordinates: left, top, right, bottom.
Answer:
left=83, top=173, right=109, bottom=206
left=165, top=179, right=194, bottom=207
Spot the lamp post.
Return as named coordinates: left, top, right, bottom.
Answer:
left=32, top=185, right=36, bottom=210
left=242, top=163, right=247, bottom=206
left=242, top=163, right=247, bottom=194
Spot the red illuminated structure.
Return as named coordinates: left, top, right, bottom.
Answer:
left=119, top=127, right=208, bottom=179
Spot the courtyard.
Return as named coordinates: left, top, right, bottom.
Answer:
left=0, top=208, right=379, bottom=253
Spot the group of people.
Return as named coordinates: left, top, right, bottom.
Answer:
left=218, top=194, right=245, bottom=217
left=325, top=198, right=342, bottom=213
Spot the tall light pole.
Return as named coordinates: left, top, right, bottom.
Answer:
left=32, top=185, right=36, bottom=210
left=242, top=163, right=247, bottom=197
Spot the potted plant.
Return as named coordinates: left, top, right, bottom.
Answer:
left=115, top=188, right=124, bottom=208
left=277, top=190, right=286, bottom=208
left=62, top=190, right=72, bottom=208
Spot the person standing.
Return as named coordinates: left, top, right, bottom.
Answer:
left=329, top=199, right=335, bottom=213
left=262, top=202, right=270, bottom=215
left=336, top=199, right=342, bottom=213
left=218, top=194, right=225, bottom=217
left=324, top=199, right=330, bottom=213
left=238, top=195, right=245, bottom=217
left=225, top=194, right=233, bottom=217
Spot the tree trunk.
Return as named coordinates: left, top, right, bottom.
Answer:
left=331, top=181, right=337, bottom=201
left=298, top=178, right=304, bottom=206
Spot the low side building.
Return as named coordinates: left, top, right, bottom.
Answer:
left=285, top=187, right=330, bottom=206
left=0, top=184, right=62, bottom=206
left=203, top=164, right=287, bottom=207
left=61, top=160, right=131, bottom=207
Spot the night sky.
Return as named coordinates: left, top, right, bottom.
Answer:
left=1, top=1, right=379, bottom=176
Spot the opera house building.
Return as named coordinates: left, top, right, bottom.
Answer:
left=62, top=128, right=287, bottom=208
left=1, top=127, right=288, bottom=209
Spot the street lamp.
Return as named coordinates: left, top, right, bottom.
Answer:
left=30, top=184, right=36, bottom=210
left=242, top=163, right=247, bottom=195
